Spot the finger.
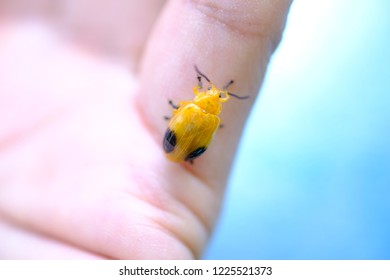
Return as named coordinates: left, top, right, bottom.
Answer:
left=56, top=0, right=166, bottom=71
left=0, top=219, right=104, bottom=259
left=137, top=0, right=292, bottom=186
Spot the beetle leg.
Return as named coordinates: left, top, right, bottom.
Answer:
left=197, top=74, right=203, bottom=90
left=168, top=100, right=179, bottom=109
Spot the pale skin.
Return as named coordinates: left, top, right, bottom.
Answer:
left=0, top=0, right=292, bottom=259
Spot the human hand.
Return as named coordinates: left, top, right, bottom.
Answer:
left=0, top=0, right=291, bottom=259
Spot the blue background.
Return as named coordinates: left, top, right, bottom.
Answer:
left=205, top=0, right=390, bottom=259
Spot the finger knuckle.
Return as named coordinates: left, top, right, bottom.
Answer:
left=188, top=0, right=284, bottom=47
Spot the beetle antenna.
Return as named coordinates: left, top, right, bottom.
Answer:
left=194, top=65, right=211, bottom=83
left=228, top=92, right=250, bottom=99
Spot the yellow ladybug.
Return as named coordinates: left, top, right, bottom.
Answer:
left=163, top=65, right=248, bottom=163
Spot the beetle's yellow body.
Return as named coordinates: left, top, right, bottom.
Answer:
left=163, top=66, right=248, bottom=163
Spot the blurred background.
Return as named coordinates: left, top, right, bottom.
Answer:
left=205, top=0, right=390, bottom=259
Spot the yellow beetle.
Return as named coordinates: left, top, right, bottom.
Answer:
left=163, top=65, right=248, bottom=163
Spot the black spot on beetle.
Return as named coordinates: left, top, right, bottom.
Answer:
left=163, top=129, right=176, bottom=153
left=185, top=147, right=207, bottom=161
